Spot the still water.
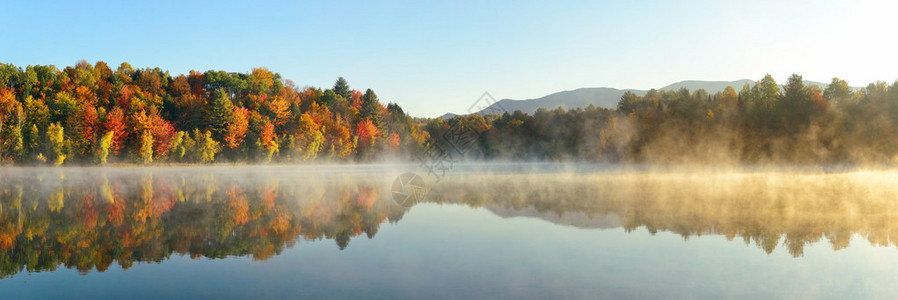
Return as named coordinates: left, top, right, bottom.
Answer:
left=1, top=164, right=898, bottom=299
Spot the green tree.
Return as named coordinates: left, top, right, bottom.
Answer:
left=360, top=89, right=381, bottom=126
left=781, top=74, right=806, bottom=102
left=48, top=92, right=78, bottom=124
left=755, top=74, right=780, bottom=111
left=21, top=65, right=38, bottom=98
left=209, top=89, right=235, bottom=139
left=333, top=77, right=351, bottom=100
left=617, top=91, right=641, bottom=114
left=738, top=82, right=753, bottom=108
left=24, top=96, right=50, bottom=135
left=0, top=63, right=18, bottom=89
left=319, top=89, right=339, bottom=108
left=777, top=74, right=812, bottom=130
left=2, top=122, right=24, bottom=162
left=824, top=77, right=851, bottom=103
left=24, top=124, right=40, bottom=159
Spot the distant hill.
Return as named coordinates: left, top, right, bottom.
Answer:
left=660, top=79, right=832, bottom=93
left=439, top=112, right=461, bottom=119
left=451, top=87, right=647, bottom=118
left=441, top=79, right=843, bottom=118
left=660, top=79, right=755, bottom=93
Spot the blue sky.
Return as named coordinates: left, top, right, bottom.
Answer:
left=2, top=0, right=896, bottom=117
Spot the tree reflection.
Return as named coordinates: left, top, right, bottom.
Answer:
left=0, top=168, right=406, bottom=278
left=428, top=171, right=898, bottom=258
left=2, top=168, right=898, bottom=278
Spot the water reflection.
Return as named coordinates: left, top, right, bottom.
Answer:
left=430, top=171, right=898, bottom=258
left=1, top=166, right=898, bottom=278
left=0, top=167, right=406, bottom=278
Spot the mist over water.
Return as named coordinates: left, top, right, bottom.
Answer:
left=3, top=163, right=898, bottom=298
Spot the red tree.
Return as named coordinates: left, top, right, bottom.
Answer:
left=355, top=118, right=380, bottom=149
left=79, top=105, right=100, bottom=142
left=104, top=107, right=128, bottom=154
left=150, top=114, right=175, bottom=157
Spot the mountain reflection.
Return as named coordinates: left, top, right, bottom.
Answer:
left=2, top=167, right=898, bottom=278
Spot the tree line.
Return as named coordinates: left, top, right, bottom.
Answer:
left=433, top=74, right=898, bottom=165
left=3, top=60, right=897, bottom=165
left=0, top=61, right=428, bottom=165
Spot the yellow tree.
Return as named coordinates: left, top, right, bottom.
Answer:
left=140, top=130, right=153, bottom=164
left=47, top=122, right=67, bottom=165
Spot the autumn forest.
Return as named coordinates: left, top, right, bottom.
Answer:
left=0, top=61, right=428, bottom=165
left=2, top=61, right=898, bottom=165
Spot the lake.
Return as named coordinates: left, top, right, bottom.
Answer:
left=1, top=164, right=898, bottom=299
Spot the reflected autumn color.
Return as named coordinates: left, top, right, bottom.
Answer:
left=0, top=167, right=407, bottom=278
left=3, top=166, right=898, bottom=279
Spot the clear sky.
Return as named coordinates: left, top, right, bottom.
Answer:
left=2, top=0, right=896, bottom=117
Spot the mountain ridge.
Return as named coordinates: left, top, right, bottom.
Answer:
left=441, top=79, right=839, bottom=118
